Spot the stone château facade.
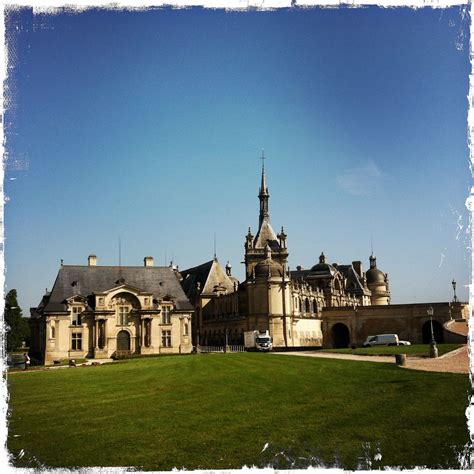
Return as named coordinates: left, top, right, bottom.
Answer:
left=30, top=155, right=468, bottom=362
left=181, top=159, right=467, bottom=349
left=30, top=256, right=193, bottom=364
left=181, top=161, right=394, bottom=349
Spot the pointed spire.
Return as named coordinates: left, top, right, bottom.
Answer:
left=258, top=150, right=270, bottom=227
left=260, top=149, right=268, bottom=197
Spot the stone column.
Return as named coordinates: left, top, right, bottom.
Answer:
left=179, top=316, right=183, bottom=354
left=45, top=318, right=51, bottom=351
left=55, top=318, right=60, bottom=350
left=102, top=319, right=107, bottom=349
left=94, top=320, right=99, bottom=349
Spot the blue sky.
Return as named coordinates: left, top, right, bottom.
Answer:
left=4, top=6, right=471, bottom=311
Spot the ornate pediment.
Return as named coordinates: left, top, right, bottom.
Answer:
left=65, top=294, right=87, bottom=304
left=103, top=283, right=152, bottom=296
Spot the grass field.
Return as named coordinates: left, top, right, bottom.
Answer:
left=7, top=353, right=471, bottom=470
left=319, top=344, right=462, bottom=357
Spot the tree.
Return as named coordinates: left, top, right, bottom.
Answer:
left=5, top=289, right=30, bottom=352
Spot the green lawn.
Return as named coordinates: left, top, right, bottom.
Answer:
left=319, top=344, right=462, bottom=357
left=7, top=353, right=471, bottom=470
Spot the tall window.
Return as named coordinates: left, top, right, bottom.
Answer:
left=184, top=322, right=189, bottom=336
left=162, top=330, right=171, bottom=347
left=98, top=320, right=105, bottom=349
left=71, top=307, right=83, bottom=326
left=161, top=306, right=172, bottom=324
left=72, top=333, right=82, bottom=350
left=145, top=320, right=151, bottom=347
left=117, top=306, right=129, bottom=326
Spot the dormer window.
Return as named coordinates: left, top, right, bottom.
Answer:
left=71, top=306, right=83, bottom=326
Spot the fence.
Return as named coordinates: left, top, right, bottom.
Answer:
left=199, top=345, right=245, bottom=353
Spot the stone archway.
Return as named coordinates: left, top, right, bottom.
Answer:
left=331, top=323, right=350, bottom=348
left=422, top=320, right=445, bottom=344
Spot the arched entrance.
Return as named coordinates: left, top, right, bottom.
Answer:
left=422, top=320, right=445, bottom=344
left=331, top=323, right=350, bottom=348
left=117, top=330, right=131, bottom=352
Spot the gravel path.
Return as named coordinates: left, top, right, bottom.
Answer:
left=403, top=345, right=469, bottom=374
left=272, top=345, right=470, bottom=374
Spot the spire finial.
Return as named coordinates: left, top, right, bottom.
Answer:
left=257, top=150, right=270, bottom=227
left=214, top=232, right=217, bottom=260
left=118, top=236, right=123, bottom=279
left=370, top=235, right=374, bottom=257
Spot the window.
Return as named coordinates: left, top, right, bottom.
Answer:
left=72, top=333, right=82, bottom=350
left=98, top=320, right=105, bottom=349
left=51, top=326, right=55, bottom=339
left=184, top=322, right=189, bottom=336
left=162, top=330, right=171, bottom=347
left=71, top=307, right=83, bottom=326
left=162, top=306, right=172, bottom=324
left=144, top=320, right=151, bottom=347
left=117, top=306, right=129, bottom=326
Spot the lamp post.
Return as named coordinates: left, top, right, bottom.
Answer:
left=452, top=279, right=458, bottom=303
left=427, top=305, right=438, bottom=358
left=225, top=328, right=229, bottom=353
left=351, top=301, right=358, bottom=349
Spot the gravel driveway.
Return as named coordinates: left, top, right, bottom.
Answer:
left=272, top=345, right=470, bottom=374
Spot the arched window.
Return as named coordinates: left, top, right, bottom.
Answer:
left=51, top=326, right=55, bottom=339
left=184, top=322, right=189, bottom=336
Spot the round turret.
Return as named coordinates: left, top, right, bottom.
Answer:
left=254, top=244, right=283, bottom=278
left=366, top=255, right=390, bottom=305
left=311, top=252, right=336, bottom=274
left=366, top=267, right=386, bottom=285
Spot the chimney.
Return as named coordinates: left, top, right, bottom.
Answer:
left=144, top=256, right=154, bottom=267
left=352, top=261, right=362, bottom=277
left=88, top=255, right=97, bottom=266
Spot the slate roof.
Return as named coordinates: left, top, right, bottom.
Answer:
left=40, top=265, right=193, bottom=313
left=290, top=262, right=369, bottom=295
left=180, top=260, right=214, bottom=298
left=253, top=219, right=280, bottom=249
left=180, top=259, right=237, bottom=300
left=337, top=265, right=367, bottom=292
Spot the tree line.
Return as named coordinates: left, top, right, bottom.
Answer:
left=5, top=289, right=30, bottom=352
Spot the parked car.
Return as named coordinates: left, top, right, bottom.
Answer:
left=363, top=334, right=411, bottom=347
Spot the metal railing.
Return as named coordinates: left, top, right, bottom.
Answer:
left=115, top=350, right=132, bottom=358
left=199, top=345, right=245, bottom=353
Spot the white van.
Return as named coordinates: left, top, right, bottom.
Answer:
left=363, top=334, right=411, bottom=347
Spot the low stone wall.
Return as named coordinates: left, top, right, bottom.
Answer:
left=321, top=302, right=467, bottom=348
left=443, top=320, right=468, bottom=344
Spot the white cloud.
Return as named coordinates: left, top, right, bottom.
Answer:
left=336, top=160, right=383, bottom=196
